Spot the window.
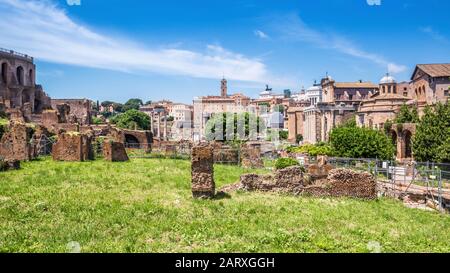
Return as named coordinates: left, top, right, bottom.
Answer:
left=445, top=88, right=449, bottom=97
left=16, top=66, right=24, bottom=85
left=1, top=63, right=7, bottom=83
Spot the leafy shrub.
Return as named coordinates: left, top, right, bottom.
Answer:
left=330, top=126, right=395, bottom=160
left=286, top=143, right=334, bottom=156
left=296, top=134, right=304, bottom=143
left=275, top=158, right=299, bottom=170
left=413, top=103, right=450, bottom=162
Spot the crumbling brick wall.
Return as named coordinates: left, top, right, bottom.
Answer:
left=0, top=159, right=20, bottom=171
left=0, top=122, right=35, bottom=161
left=52, top=132, right=94, bottom=161
left=103, top=140, right=129, bottom=162
left=302, top=169, right=377, bottom=199
left=241, top=144, right=264, bottom=169
left=237, top=167, right=376, bottom=199
left=191, top=144, right=215, bottom=198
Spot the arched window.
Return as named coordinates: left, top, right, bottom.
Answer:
left=29, top=69, right=33, bottom=85
left=16, top=66, right=24, bottom=85
left=393, top=85, right=397, bottom=94
left=1, top=62, right=7, bottom=84
left=382, top=86, right=386, bottom=94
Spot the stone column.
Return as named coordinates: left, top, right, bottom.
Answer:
left=157, top=113, right=161, bottom=139
left=191, top=144, right=215, bottom=198
left=164, top=112, right=168, bottom=141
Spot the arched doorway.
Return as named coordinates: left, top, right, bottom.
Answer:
left=404, top=130, right=413, bottom=158
left=391, top=131, right=398, bottom=155
left=1, top=63, right=7, bottom=84
left=29, top=69, right=33, bottom=86
left=125, top=134, right=140, bottom=148
left=16, top=66, right=24, bottom=85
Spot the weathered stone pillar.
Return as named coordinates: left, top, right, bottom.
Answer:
left=103, top=139, right=129, bottom=162
left=191, top=144, right=215, bottom=198
left=164, top=113, right=168, bottom=141
left=157, top=113, right=161, bottom=139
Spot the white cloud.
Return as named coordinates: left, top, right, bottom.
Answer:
left=254, top=30, right=269, bottom=39
left=0, top=0, right=281, bottom=84
left=278, top=14, right=407, bottom=74
left=419, top=26, right=448, bottom=43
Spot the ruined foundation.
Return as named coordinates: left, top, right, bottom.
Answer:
left=52, top=132, right=94, bottom=162
left=191, top=144, right=215, bottom=198
left=236, top=167, right=377, bottom=199
left=103, top=140, right=129, bottom=162
left=0, top=122, right=36, bottom=161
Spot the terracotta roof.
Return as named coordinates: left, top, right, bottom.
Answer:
left=414, top=63, right=450, bottom=78
left=334, top=82, right=378, bottom=89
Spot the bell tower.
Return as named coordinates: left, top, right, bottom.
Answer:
left=221, top=78, right=227, bottom=97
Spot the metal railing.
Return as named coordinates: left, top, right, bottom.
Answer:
left=324, top=156, right=449, bottom=211
left=0, top=48, right=33, bottom=61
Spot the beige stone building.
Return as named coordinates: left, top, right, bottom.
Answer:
left=410, top=64, right=450, bottom=114
left=193, top=78, right=252, bottom=141
left=357, top=74, right=413, bottom=130
left=302, top=76, right=378, bottom=144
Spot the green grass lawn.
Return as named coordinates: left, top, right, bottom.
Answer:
left=0, top=157, right=449, bottom=253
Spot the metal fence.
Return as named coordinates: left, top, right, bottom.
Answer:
left=326, top=157, right=449, bottom=211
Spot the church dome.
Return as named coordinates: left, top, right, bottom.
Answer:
left=380, top=73, right=396, bottom=84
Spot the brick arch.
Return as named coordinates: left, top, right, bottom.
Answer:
left=1, top=61, right=8, bottom=84
left=121, top=129, right=153, bottom=150
left=16, top=66, right=24, bottom=85
left=391, top=123, right=416, bottom=161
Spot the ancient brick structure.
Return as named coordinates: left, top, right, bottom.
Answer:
left=103, top=140, right=129, bottom=162
left=0, top=159, right=20, bottom=171
left=52, top=132, right=94, bottom=162
left=241, top=144, right=264, bottom=169
left=191, top=144, right=215, bottom=198
left=0, top=122, right=35, bottom=161
left=213, top=146, right=239, bottom=164
left=0, top=49, right=51, bottom=118
left=303, top=169, right=377, bottom=199
left=275, top=166, right=306, bottom=187
left=51, top=99, right=92, bottom=125
left=236, top=167, right=376, bottom=199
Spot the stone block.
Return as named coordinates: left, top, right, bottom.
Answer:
left=52, top=132, right=94, bottom=162
left=191, top=144, right=215, bottom=198
left=0, top=122, right=35, bottom=161
left=103, top=140, right=129, bottom=162
left=275, top=166, right=306, bottom=187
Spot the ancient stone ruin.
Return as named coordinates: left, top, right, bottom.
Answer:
left=0, top=158, right=20, bottom=172
left=0, top=122, right=36, bottom=161
left=236, top=167, right=377, bottom=200
left=241, top=144, right=264, bottom=169
left=191, top=144, right=215, bottom=198
left=52, top=131, right=94, bottom=162
left=103, top=139, right=129, bottom=162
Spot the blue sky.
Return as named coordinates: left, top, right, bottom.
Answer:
left=0, top=0, right=449, bottom=103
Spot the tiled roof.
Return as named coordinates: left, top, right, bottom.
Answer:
left=415, top=63, right=450, bottom=78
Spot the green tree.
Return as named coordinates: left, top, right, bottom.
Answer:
left=330, top=126, right=395, bottom=160
left=395, top=104, right=420, bottom=124
left=296, top=134, right=304, bottom=143
left=413, top=103, right=450, bottom=162
left=279, top=130, right=288, bottom=140
left=123, top=99, right=144, bottom=112
left=110, top=109, right=151, bottom=130
left=205, top=112, right=265, bottom=142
